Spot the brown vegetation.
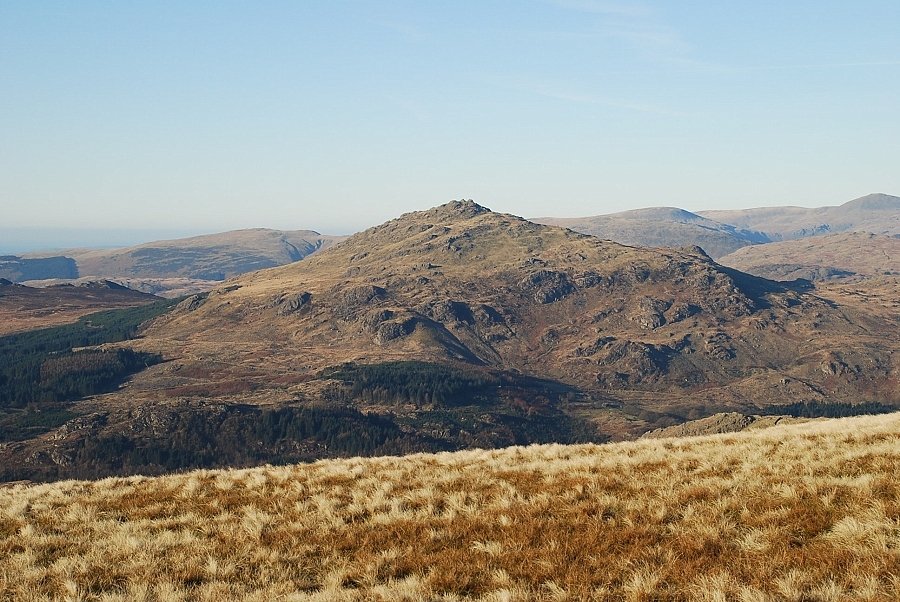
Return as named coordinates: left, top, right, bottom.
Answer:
left=717, top=232, right=900, bottom=282
left=0, top=281, right=158, bottom=336
left=2, top=413, right=899, bottom=600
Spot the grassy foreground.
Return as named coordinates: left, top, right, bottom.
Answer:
left=2, top=414, right=900, bottom=601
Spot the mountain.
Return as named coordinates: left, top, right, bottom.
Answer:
left=3, top=201, right=898, bottom=481
left=0, top=280, right=159, bottom=336
left=17, top=228, right=345, bottom=296
left=699, top=193, right=900, bottom=241
left=46, top=228, right=345, bottom=280
left=3, top=412, right=899, bottom=600
left=20, top=276, right=219, bottom=299
left=0, top=255, right=77, bottom=281
left=533, top=207, right=770, bottom=259
left=717, top=232, right=900, bottom=281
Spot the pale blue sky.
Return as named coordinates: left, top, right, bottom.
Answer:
left=2, top=0, right=899, bottom=243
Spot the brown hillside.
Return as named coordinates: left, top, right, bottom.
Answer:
left=4, top=201, right=899, bottom=480
left=717, top=231, right=900, bottom=281
left=138, top=200, right=897, bottom=407
left=0, top=280, right=159, bottom=336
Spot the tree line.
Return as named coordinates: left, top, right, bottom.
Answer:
left=1, top=404, right=447, bottom=482
left=760, top=400, right=898, bottom=418
left=323, top=361, right=501, bottom=406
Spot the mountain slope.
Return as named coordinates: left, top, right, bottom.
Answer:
left=3, top=413, right=899, bottom=600
left=717, top=232, right=900, bottom=281
left=533, top=206, right=769, bottom=259
left=3, top=201, right=898, bottom=481
left=699, top=193, right=900, bottom=240
left=144, top=200, right=895, bottom=408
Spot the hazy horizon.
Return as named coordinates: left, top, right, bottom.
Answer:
left=2, top=2, right=899, bottom=234
left=0, top=227, right=216, bottom=255
left=2, top=190, right=896, bottom=255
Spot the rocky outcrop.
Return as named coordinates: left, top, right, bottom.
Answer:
left=520, top=270, right=575, bottom=304
left=641, top=413, right=805, bottom=439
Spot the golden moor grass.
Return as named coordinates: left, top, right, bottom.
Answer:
left=2, top=413, right=900, bottom=601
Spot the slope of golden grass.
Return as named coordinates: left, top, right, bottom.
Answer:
left=3, top=413, right=900, bottom=601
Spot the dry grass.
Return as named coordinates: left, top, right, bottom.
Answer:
left=0, top=286, right=156, bottom=336
left=2, top=414, right=900, bottom=601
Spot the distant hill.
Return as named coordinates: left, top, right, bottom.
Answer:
left=0, top=279, right=159, bottom=335
left=19, top=276, right=219, bottom=299
left=0, top=255, right=77, bottom=281
left=533, top=207, right=769, bottom=259
left=699, top=193, right=900, bottom=241
left=717, top=232, right=900, bottom=281
left=33, top=228, right=346, bottom=281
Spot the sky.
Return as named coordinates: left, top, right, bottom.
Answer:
left=2, top=0, right=899, bottom=248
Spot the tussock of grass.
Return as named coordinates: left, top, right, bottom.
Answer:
left=2, top=414, right=900, bottom=600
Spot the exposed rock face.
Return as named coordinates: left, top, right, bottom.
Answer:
left=520, top=270, right=576, bottom=304
left=274, top=292, right=312, bottom=315
left=340, top=284, right=386, bottom=306
left=47, top=414, right=109, bottom=441
left=375, top=317, right=419, bottom=344
left=0, top=255, right=79, bottom=282
left=641, top=413, right=806, bottom=439
left=422, top=300, right=475, bottom=324
left=175, top=292, right=209, bottom=313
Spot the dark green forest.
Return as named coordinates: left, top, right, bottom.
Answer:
left=0, top=405, right=446, bottom=482
left=323, top=360, right=501, bottom=406
left=0, top=299, right=177, bottom=442
left=760, top=400, right=898, bottom=418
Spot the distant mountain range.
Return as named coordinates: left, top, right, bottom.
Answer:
left=534, top=207, right=769, bottom=259
left=536, top=193, right=900, bottom=259
left=699, top=193, right=900, bottom=241
left=8, top=228, right=346, bottom=296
